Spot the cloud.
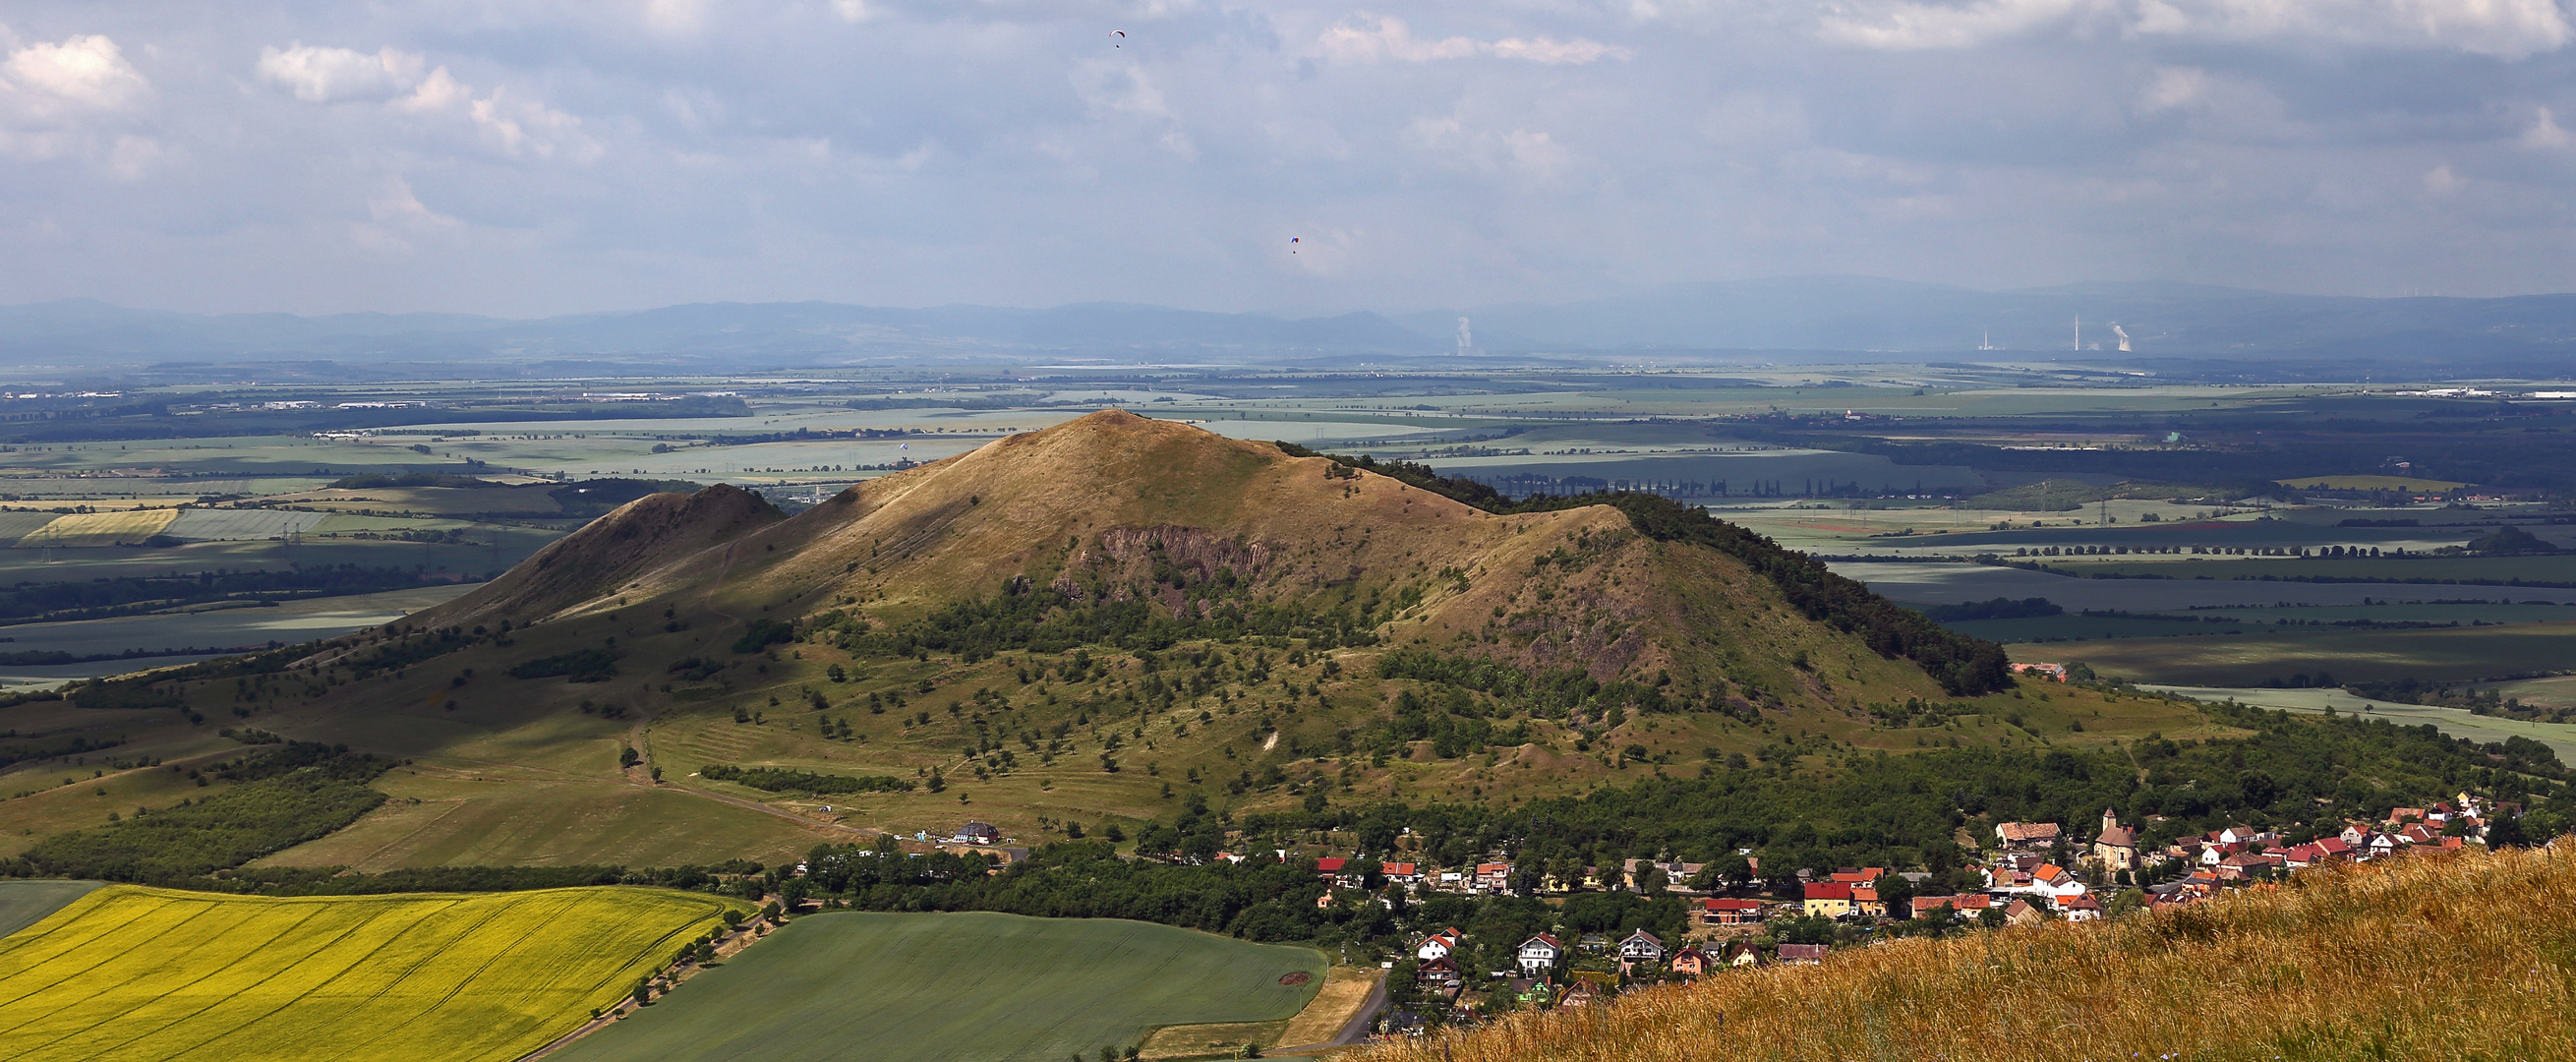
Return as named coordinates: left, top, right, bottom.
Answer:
left=2, top=32, right=148, bottom=116
left=256, top=44, right=425, bottom=103
left=1819, top=0, right=2089, bottom=50
left=2522, top=106, right=2571, bottom=149
left=390, top=66, right=596, bottom=160
left=2130, top=0, right=2574, bottom=59
left=1822, top=0, right=2574, bottom=57
left=1316, top=15, right=1634, bottom=64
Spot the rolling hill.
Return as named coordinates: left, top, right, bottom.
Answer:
left=0, top=410, right=2164, bottom=873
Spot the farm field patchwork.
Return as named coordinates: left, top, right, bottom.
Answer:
left=0, top=884, right=741, bottom=1062
left=15, top=509, right=178, bottom=549
left=2145, top=684, right=2576, bottom=763
left=1835, top=561, right=2576, bottom=612
left=2016, top=621, right=2576, bottom=685
left=0, top=880, right=101, bottom=939
left=551, top=912, right=1325, bottom=1062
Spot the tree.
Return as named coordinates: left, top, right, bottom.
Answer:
left=1876, top=872, right=1917, bottom=918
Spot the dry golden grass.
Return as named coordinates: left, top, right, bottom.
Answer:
left=1366, top=845, right=2576, bottom=1062
left=14, top=508, right=178, bottom=548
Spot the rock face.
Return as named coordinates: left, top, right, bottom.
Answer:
left=421, top=408, right=1949, bottom=705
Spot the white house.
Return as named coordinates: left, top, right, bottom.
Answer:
left=1517, top=933, right=1563, bottom=975
left=1616, top=930, right=1666, bottom=968
left=1416, top=927, right=1461, bottom=962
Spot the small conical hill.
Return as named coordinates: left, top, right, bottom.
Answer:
left=445, top=410, right=1978, bottom=708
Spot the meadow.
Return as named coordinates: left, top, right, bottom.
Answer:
left=1360, top=846, right=2576, bottom=1062
left=551, top=911, right=1325, bottom=1062
left=0, top=884, right=741, bottom=1062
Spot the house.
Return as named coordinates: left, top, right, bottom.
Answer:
left=1802, top=882, right=1856, bottom=918
left=1576, top=933, right=1610, bottom=955
left=2003, top=899, right=2044, bottom=926
left=2034, top=863, right=2087, bottom=901
left=1909, top=894, right=1991, bottom=920
left=2061, top=895, right=2104, bottom=922
left=1725, top=941, right=1764, bottom=968
left=2010, top=662, right=2068, bottom=681
left=957, top=821, right=1001, bottom=845
left=1383, top=862, right=1421, bottom=887
left=1995, top=821, right=2063, bottom=850
left=1669, top=945, right=1710, bottom=976
left=2093, top=809, right=2139, bottom=873
left=1316, top=857, right=1353, bottom=887
left=1776, top=943, right=1830, bottom=966
left=1617, top=929, right=1667, bottom=968
left=1851, top=884, right=1885, bottom=918
left=1418, top=956, right=1463, bottom=992
left=2215, top=853, right=2271, bottom=881
left=1474, top=861, right=1514, bottom=895
left=1415, top=927, right=1461, bottom=961
left=1702, top=898, right=1767, bottom=926
left=1517, top=933, right=1564, bottom=975
left=1558, top=978, right=1608, bottom=1009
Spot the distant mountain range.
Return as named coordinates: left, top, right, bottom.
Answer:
left=8, top=278, right=2576, bottom=366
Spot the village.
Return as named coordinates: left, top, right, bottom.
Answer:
left=1362, top=792, right=2512, bottom=1033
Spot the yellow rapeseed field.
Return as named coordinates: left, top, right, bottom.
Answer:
left=0, top=884, right=742, bottom=1062
left=1366, top=845, right=2576, bottom=1062
left=13, top=508, right=178, bottom=548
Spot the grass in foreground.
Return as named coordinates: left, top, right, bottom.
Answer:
left=1365, top=845, right=2576, bottom=1062
left=0, top=884, right=739, bottom=1062
left=554, top=911, right=1324, bottom=1062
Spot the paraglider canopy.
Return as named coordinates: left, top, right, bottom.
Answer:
left=1112, top=30, right=1125, bottom=46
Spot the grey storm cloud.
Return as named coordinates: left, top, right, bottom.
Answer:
left=0, top=0, right=2572, bottom=317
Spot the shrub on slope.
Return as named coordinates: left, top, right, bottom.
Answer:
left=1364, top=845, right=2576, bottom=1062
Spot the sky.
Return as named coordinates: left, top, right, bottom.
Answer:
left=4, top=1, right=2576, bottom=318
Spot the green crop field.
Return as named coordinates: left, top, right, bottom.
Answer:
left=2020, top=621, right=2576, bottom=685
left=553, top=912, right=1326, bottom=1062
left=0, top=884, right=740, bottom=1062
left=0, top=880, right=102, bottom=939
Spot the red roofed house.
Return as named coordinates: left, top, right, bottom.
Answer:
left=1703, top=898, right=1767, bottom=925
left=1803, top=882, right=1856, bottom=918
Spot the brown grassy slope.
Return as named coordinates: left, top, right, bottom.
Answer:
left=1368, top=846, right=2576, bottom=1062
left=435, top=410, right=1948, bottom=703
left=418, top=483, right=782, bottom=629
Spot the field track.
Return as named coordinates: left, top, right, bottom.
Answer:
left=552, top=911, right=1326, bottom=1062
left=0, top=884, right=740, bottom=1062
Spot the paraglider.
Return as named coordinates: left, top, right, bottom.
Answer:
left=1290, top=237, right=1299, bottom=254
left=1112, top=30, right=1124, bottom=46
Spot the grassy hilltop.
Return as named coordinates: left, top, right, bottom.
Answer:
left=0, top=409, right=2215, bottom=871
left=1361, top=845, right=2576, bottom=1062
